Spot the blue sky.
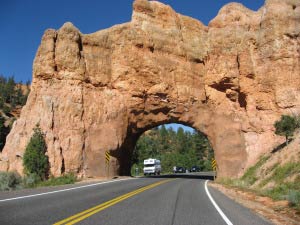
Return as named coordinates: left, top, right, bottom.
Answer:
left=0, top=0, right=264, bottom=131
left=0, top=0, right=264, bottom=83
left=165, top=124, right=194, bottom=133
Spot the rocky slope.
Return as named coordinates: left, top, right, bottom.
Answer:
left=249, top=131, right=300, bottom=191
left=212, top=132, right=300, bottom=224
left=0, top=0, right=299, bottom=178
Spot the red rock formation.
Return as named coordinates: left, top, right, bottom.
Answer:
left=1, top=0, right=299, bottom=178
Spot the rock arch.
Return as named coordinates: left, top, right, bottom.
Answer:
left=1, top=0, right=299, bottom=178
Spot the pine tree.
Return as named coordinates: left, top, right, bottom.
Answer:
left=176, top=127, right=189, bottom=154
left=0, top=98, right=4, bottom=109
left=274, top=115, right=297, bottom=146
left=5, top=76, right=16, bottom=103
left=158, top=125, right=169, bottom=153
left=23, top=124, right=49, bottom=180
left=0, top=115, right=8, bottom=151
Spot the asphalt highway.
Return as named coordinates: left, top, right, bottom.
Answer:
left=0, top=175, right=273, bottom=225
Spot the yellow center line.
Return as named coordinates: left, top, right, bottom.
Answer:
left=54, top=181, right=163, bottom=225
left=53, top=179, right=173, bottom=225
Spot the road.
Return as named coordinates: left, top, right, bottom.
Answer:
left=0, top=175, right=273, bottom=225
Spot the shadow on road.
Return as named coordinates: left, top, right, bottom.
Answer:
left=140, top=173, right=215, bottom=181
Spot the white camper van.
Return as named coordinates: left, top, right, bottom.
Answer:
left=143, top=158, right=161, bottom=175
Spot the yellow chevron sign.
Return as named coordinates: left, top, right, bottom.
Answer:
left=105, top=151, right=110, bottom=164
left=211, top=158, right=217, bottom=171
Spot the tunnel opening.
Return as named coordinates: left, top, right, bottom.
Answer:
left=126, top=123, right=215, bottom=177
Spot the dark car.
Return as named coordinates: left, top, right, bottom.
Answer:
left=174, top=166, right=185, bottom=173
left=190, top=166, right=201, bottom=172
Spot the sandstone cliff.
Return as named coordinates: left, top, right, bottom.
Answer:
left=0, top=0, right=299, bottom=178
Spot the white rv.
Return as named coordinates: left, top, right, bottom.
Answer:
left=143, top=158, right=161, bottom=175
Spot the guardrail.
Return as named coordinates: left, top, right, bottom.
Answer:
left=142, top=171, right=216, bottom=180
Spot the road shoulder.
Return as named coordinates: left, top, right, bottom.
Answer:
left=0, top=176, right=133, bottom=201
left=209, top=182, right=300, bottom=225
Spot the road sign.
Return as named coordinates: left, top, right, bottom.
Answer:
left=211, top=158, right=217, bottom=180
left=211, top=158, right=217, bottom=171
left=105, top=151, right=110, bottom=164
left=105, top=151, right=110, bottom=178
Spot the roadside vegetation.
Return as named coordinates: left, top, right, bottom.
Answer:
left=0, top=75, right=30, bottom=151
left=218, top=114, right=300, bottom=212
left=0, top=75, right=77, bottom=191
left=131, top=125, right=214, bottom=175
left=0, top=75, right=29, bottom=114
left=24, top=173, right=77, bottom=188
left=0, top=124, right=77, bottom=191
left=0, top=172, right=77, bottom=191
left=274, top=114, right=298, bottom=146
left=0, top=171, right=22, bottom=191
left=23, top=124, right=49, bottom=181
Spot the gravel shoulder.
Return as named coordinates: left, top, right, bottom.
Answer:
left=209, top=182, right=300, bottom=225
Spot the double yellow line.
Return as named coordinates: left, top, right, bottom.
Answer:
left=54, top=179, right=172, bottom=225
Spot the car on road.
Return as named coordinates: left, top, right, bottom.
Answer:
left=174, top=166, right=185, bottom=173
left=190, top=166, right=201, bottom=172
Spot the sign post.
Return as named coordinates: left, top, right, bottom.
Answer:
left=211, top=158, right=217, bottom=180
left=105, top=151, right=110, bottom=179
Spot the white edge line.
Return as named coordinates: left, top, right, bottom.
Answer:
left=0, top=178, right=133, bottom=203
left=205, top=180, right=233, bottom=225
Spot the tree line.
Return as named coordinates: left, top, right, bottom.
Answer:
left=131, top=125, right=214, bottom=174
left=0, top=75, right=30, bottom=150
left=0, top=75, right=30, bottom=112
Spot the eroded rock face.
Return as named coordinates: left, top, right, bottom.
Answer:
left=1, top=0, right=299, bottom=178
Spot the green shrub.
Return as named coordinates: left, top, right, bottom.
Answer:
left=0, top=171, right=22, bottom=191
left=131, top=163, right=143, bottom=176
left=263, top=180, right=300, bottom=200
left=288, top=190, right=300, bottom=208
left=37, top=173, right=77, bottom=187
left=274, top=115, right=297, bottom=145
left=3, top=105, right=10, bottom=115
left=218, top=178, right=251, bottom=189
left=272, top=163, right=300, bottom=184
left=263, top=184, right=290, bottom=200
left=23, top=173, right=41, bottom=188
left=23, top=124, right=49, bottom=180
left=241, top=156, right=269, bottom=186
left=219, top=159, right=300, bottom=212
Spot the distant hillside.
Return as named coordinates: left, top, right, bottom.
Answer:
left=0, top=75, right=30, bottom=150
